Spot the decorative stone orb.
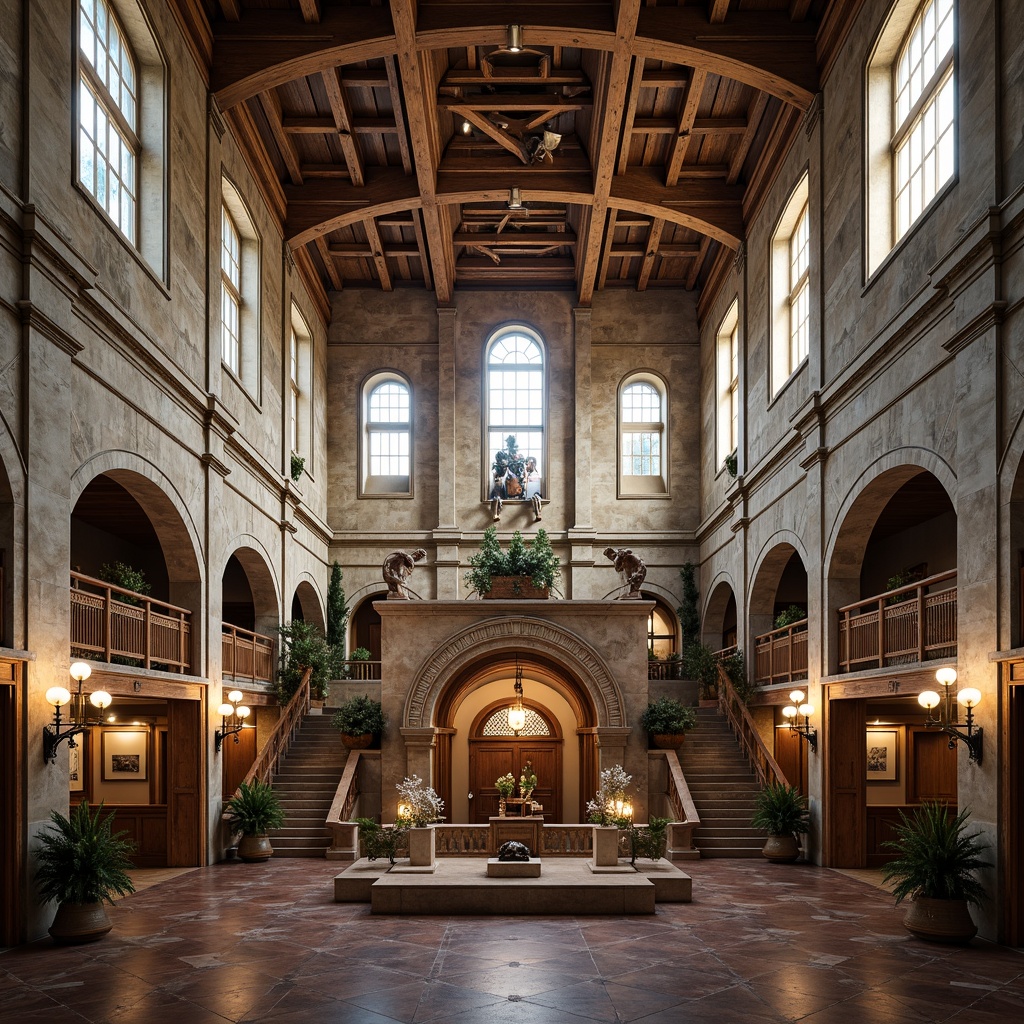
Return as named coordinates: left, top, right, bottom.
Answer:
left=497, top=841, right=531, bottom=861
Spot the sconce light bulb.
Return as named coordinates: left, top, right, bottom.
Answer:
left=236, top=705, right=251, bottom=719
left=217, top=703, right=234, bottom=717
left=107, top=714, right=116, bottom=722
left=46, top=686, right=72, bottom=707
left=789, top=690, right=805, bottom=704
left=507, top=24, right=523, bottom=52
left=798, top=703, right=814, bottom=717
left=69, top=662, right=92, bottom=683
left=461, top=119, right=472, bottom=135
left=90, top=690, right=112, bottom=710
left=508, top=706, right=526, bottom=732
left=918, top=690, right=940, bottom=710
left=227, top=690, right=243, bottom=704
left=622, top=802, right=633, bottom=820
left=935, top=667, right=958, bottom=687
left=782, top=705, right=798, bottom=719
left=957, top=687, right=981, bottom=709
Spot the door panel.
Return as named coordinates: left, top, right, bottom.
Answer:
left=469, top=740, right=561, bottom=823
left=827, top=697, right=866, bottom=867
left=167, top=700, right=202, bottom=866
left=907, top=729, right=957, bottom=803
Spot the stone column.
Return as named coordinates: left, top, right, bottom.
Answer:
left=433, top=307, right=461, bottom=598
left=394, top=727, right=437, bottom=822
left=568, top=306, right=597, bottom=598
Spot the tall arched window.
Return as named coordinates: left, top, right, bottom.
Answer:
left=361, top=373, right=412, bottom=496
left=484, top=328, right=545, bottom=498
left=619, top=374, right=668, bottom=496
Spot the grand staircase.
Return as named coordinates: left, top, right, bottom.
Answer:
left=268, top=710, right=348, bottom=857
left=681, top=707, right=765, bottom=858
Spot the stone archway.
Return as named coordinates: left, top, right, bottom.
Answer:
left=290, top=577, right=325, bottom=632
left=703, top=574, right=738, bottom=651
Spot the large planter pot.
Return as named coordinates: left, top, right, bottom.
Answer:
left=341, top=732, right=374, bottom=749
left=48, top=901, right=113, bottom=944
left=484, top=577, right=550, bottom=599
left=903, top=897, right=978, bottom=944
left=592, top=825, right=621, bottom=866
left=238, top=834, right=274, bottom=863
left=761, top=834, right=800, bottom=863
left=408, top=826, right=436, bottom=867
left=652, top=733, right=687, bottom=750
left=308, top=699, right=325, bottom=715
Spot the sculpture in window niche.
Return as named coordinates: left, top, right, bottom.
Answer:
left=497, top=840, right=532, bottom=862
left=489, top=435, right=527, bottom=521
left=604, top=547, right=647, bottom=599
left=382, top=548, right=426, bottom=599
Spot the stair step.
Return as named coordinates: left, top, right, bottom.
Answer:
left=695, top=835, right=765, bottom=849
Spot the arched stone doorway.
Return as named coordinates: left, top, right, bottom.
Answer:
left=290, top=578, right=325, bottom=631
left=703, top=577, right=738, bottom=651
left=399, top=616, right=630, bottom=826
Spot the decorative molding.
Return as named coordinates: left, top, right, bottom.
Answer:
left=16, top=302, right=84, bottom=357
left=200, top=452, right=231, bottom=478
left=802, top=92, right=823, bottom=136
left=732, top=240, right=746, bottom=275
left=208, top=95, right=227, bottom=142
left=405, top=616, right=625, bottom=729
left=942, top=301, right=1007, bottom=356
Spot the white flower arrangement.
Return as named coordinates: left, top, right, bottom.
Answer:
left=586, top=764, right=633, bottom=825
left=395, top=774, right=445, bottom=827
left=495, top=772, right=516, bottom=797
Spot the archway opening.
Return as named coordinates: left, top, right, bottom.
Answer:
left=351, top=591, right=386, bottom=660
left=290, top=579, right=325, bottom=632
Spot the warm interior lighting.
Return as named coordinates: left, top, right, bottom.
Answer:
left=69, top=662, right=92, bottom=683
left=789, top=690, right=805, bottom=704
left=784, top=692, right=817, bottom=753
left=227, top=689, right=243, bottom=703
left=215, top=691, right=250, bottom=751
left=917, top=667, right=983, bottom=765
left=46, top=686, right=71, bottom=707
left=782, top=705, right=797, bottom=719
left=507, top=660, right=526, bottom=733
left=506, top=24, right=523, bottom=52
left=507, top=187, right=523, bottom=210
left=90, top=690, right=112, bottom=710
left=461, top=119, right=472, bottom=135
left=43, top=665, right=108, bottom=765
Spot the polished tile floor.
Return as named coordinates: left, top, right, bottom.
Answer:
left=1, top=858, right=1021, bottom=1023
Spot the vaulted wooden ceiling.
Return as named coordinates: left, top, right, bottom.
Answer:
left=172, top=0, right=859, bottom=310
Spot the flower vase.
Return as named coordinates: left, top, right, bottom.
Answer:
left=498, top=796, right=507, bottom=817
left=522, top=789, right=533, bottom=806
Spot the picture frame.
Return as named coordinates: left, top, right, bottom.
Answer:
left=68, top=732, right=86, bottom=794
left=866, top=728, right=899, bottom=782
left=102, top=729, right=148, bottom=781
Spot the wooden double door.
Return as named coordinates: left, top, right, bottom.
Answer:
left=469, top=739, right=561, bottom=823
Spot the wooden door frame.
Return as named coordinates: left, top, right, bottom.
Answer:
left=1001, top=660, right=1024, bottom=946
left=0, top=657, right=24, bottom=946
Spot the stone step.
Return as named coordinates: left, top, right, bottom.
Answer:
left=694, top=826, right=763, bottom=839
left=271, top=826, right=332, bottom=839
left=697, top=846, right=764, bottom=859
left=695, top=835, right=765, bottom=850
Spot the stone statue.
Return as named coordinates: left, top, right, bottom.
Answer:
left=604, top=547, right=647, bottom=599
left=382, top=548, right=426, bottom=599
left=497, top=840, right=532, bottom=862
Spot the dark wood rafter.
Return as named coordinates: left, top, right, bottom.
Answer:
left=320, top=68, right=365, bottom=187
left=298, top=0, right=321, bottom=25
left=384, top=55, right=414, bottom=175
left=665, top=68, right=707, bottom=187
left=361, top=216, right=393, bottom=291
left=259, top=90, right=304, bottom=185
left=314, top=235, right=343, bottom=290
left=218, top=0, right=239, bottom=21
left=709, top=1, right=731, bottom=24
left=728, top=92, right=768, bottom=184
left=636, top=217, right=665, bottom=291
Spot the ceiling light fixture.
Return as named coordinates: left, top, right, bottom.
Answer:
left=461, top=119, right=472, bottom=135
left=507, top=187, right=523, bottom=210
left=508, top=659, right=526, bottom=734
left=506, top=24, right=523, bottom=52
left=528, top=130, right=561, bottom=163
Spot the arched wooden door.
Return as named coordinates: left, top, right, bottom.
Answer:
left=468, top=701, right=562, bottom=823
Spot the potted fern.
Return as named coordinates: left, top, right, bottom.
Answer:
left=751, top=781, right=810, bottom=863
left=640, top=697, right=697, bottom=749
left=224, top=780, right=286, bottom=862
left=882, top=802, right=989, bottom=943
left=34, top=802, right=136, bottom=944
left=465, top=526, right=560, bottom=598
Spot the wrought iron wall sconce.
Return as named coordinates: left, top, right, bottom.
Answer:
left=782, top=689, right=817, bottom=753
left=215, top=690, right=251, bottom=751
left=917, top=667, right=983, bottom=765
left=43, top=662, right=111, bottom=764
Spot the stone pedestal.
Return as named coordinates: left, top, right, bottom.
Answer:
left=486, top=858, right=542, bottom=877
left=592, top=826, right=621, bottom=867
left=408, top=826, right=435, bottom=868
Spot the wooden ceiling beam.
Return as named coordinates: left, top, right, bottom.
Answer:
left=329, top=243, right=421, bottom=258
left=283, top=116, right=400, bottom=135
left=218, top=0, right=240, bottom=21
left=320, top=68, right=365, bottom=186
left=438, top=95, right=591, bottom=114
left=361, top=217, right=394, bottom=291
left=453, top=231, right=576, bottom=246
left=411, top=209, right=433, bottom=291
left=727, top=92, right=768, bottom=184
left=391, top=0, right=454, bottom=302
left=686, top=236, right=712, bottom=289
left=314, top=235, right=343, bottom=289
left=790, top=0, right=813, bottom=21
left=578, top=0, right=643, bottom=305
left=664, top=68, right=706, bottom=187
left=341, top=69, right=389, bottom=88
left=616, top=57, right=645, bottom=176
left=441, top=68, right=591, bottom=88
left=258, top=91, right=304, bottom=185
left=456, top=109, right=531, bottom=164
left=384, top=55, right=414, bottom=175
left=708, top=1, right=730, bottom=25
left=640, top=69, right=689, bottom=88
left=298, top=0, right=321, bottom=24
left=636, top=217, right=664, bottom=290
left=596, top=208, right=619, bottom=291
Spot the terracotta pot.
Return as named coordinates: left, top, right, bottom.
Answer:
left=341, top=732, right=374, bottom=749
left=48, top=901, right=113, bottom=944
left=484, top=577, right=550, bottom=599
left=761, top=834, right=800, bottom=863
left=903, top=897, right=978, bottom=944
left=652, top=733, right=686, bottom=749
left=238, top=834, right=274, bottom=862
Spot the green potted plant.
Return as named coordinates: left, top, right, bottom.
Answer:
left=277, top=620, right=340, bottom=710
left=332, top=694, right=386, bottom=749
left=355, top=817, right=408, bottom=865
left=773, top=605, right=808, bottom=630
left=640, top=697, right=698, bottom=749
left=751, top=781, right=810, bottom=863
left=224, top=780, right=286, bottom=862
left=464, top=526, right=561, bottom=598
left=34, top=802, right=136, bottom=944
left=882, top=802, right=990, bottom=944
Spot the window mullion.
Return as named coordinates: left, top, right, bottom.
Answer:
left=891, top=58, right=953, bottom=152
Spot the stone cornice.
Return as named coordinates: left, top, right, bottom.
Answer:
left=17, top=301, right=84, bottom=357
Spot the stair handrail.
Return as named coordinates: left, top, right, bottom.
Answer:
left=717, top=664, right=789, bottom=789
left=325, top=751, right=361, bottom=859
left=237, top=666, right=312, bottom=792
left=663, top=749, right=701, bottom=859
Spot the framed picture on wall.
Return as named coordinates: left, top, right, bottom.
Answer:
left=102, top=729, right=148, bottom=781
left=68, top=733, right=86, bottom=794
left=866, top=728, right=899, bottom=782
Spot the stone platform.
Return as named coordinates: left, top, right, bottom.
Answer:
left=333, top=857, right=691, bottom=913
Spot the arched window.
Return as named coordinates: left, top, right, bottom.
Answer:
left=646, top=597, right=678, bottom=659
left=866, top=0, right=955, bottom=273
left=619, top=375, right=668, bottom=496
left=77, top=0, right=167, bottom=276
left=484, top=328, right=545, bottom=498
left=361, top=374, right=412, bottom=496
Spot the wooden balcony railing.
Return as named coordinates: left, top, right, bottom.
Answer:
left=754, top=620, right=808, bottom=685
left=341, top=658, right=381, bottom=680
left=838, top=570, right=957, bottom=673
left=70, top=571, right=191, bottom=673
left=718, top=663, right=788, bottom=790
left=648, top=657, right=683, bottom=680
left=222, top=624, right=275, bottom=685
